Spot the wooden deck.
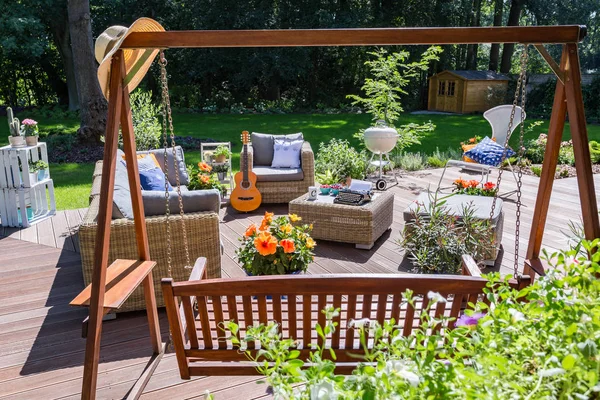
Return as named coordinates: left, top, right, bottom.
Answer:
left=0, top=168, right=597, bottom=399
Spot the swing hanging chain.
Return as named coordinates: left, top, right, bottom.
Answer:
left=159, top=50, right=192, bottom=271
left=159, top=51, right=173, bottom=278
left=488, top=44, right=529, bottom=281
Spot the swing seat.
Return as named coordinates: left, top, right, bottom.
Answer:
left=162, top=256, right=486, bottom=378
left=403, top=192, right=504, bottom=265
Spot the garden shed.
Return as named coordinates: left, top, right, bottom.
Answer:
left=428, top=70, right=509, bottom=113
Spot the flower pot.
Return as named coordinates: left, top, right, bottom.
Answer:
left=320, top=187, right=331, bottom=195
left=9, top=136, right=25, bottom=147
left=215, top=154, right=227, bottom=163
left=331, top=189, right=340, bottom=196
left=28, top=172, right=38, bottom=185
left=217, top=172, right=226, bottom=180
left=245, top=270, right=302, bottom=299
left=25, top=136, right=39, bottom=146
left=37, top=169, right=47, bottom=181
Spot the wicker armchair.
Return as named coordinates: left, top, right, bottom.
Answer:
left=79, top=161, right=222, bottom=312
left=246, top=141, right=315, bottom=204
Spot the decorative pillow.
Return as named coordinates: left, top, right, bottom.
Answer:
left=121, top=153, right=161, bottom=171
left=271, top=139, right=303, bottom=168
left=251, top=132, right=303, bottom=166
left=461, top=143, right=477, bottom=163
left=139, top=167, right=173, bottom=191
left=463, top=136, right=515, bottom=166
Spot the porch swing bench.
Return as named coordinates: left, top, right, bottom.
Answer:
left=162, top=255, right=490, bottom=377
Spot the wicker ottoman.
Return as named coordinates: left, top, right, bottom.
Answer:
left=288, top=191, right=394, bottom=249
left=403, top=192, right=504, bottom=265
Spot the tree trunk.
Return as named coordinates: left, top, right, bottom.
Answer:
left=488, top=0, right=503, bottom=71
left=466, top=0, right=482, bottom=69
left=67, top=0, right=107, bottom=143
left=49, top=10, right=79, bottom=111
left=500, top=0, right=522, bottom=73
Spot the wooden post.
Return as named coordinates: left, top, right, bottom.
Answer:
left=119, top=61, right=162, bottom=354
left=81, top=51, right=124, bottom=400
left=564, top=43, right=600, bottom=240
left=524, top=46, right=568, bottom=277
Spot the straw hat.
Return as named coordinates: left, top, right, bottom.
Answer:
left=95, top=17, right=165, bottom=99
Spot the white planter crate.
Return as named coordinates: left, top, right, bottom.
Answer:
left=0, top=181, right=56, bottom=228
left=0, top=143, right=50, bottom=188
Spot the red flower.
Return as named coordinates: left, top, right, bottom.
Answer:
left=280, top=239, right=296, bottom=253
left=483, top=182, right=496, bottom=191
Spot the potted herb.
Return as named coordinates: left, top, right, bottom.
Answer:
left=237, top=212, right=315, bottom=276
left=213, top=144, right=231, bottom=163
left=22, top=119, right=39, bottom=146
left=28, top=160, right=48, bottom=184
left=6, top=107, right=25, bottom=148
left=213, top=162, right=230, bottom=181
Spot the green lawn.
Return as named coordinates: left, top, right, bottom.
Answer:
left=1, top=112, right=599, bottom=210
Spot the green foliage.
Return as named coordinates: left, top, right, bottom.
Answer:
left=401, top=193, right=494, bottom=273
left=426, top=147, right=462, bottom=168
left=394, top=152, right=426, bottom=171
left=212, top=162, right=229, bottom=174
left=187, top=162, right=227, bottom=197
left=213, top=144, right=231, bottom=158
left=526, top=132, right=576, bottom=166
left=234, top=238, right=600, bottom=398
left=531, top=165, right=543, bottom=177
left=28, top=160, right=48, bottom=172
left=129, top=90, right=162, bottom=151
left=315, top=139, right=366, bottom=180
left=315, top=169, right=341, bottom=185
left=589, top=141, right=600, bottom=163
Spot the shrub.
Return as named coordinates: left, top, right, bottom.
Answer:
left=395, top=152, right=426, bottom=171
left=426, top=147, right=462, bottom=168
left=526, top=132, right=575, bottom=166
left=590, top=141, right=600, bottom=163
left=232, top=238, right=600, bottom=399
left=315, top=139, right=366, bottom=180
left=531, top=165, right=543, bottom=177
left=401, top=194, right=494, bottom=274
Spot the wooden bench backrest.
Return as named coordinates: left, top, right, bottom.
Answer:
left=162, top=271, right=488, bottom=377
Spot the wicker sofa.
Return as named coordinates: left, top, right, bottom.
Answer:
left=246, top=133, right=315, bottom=204
left=80, top=154, right=222, bottom=313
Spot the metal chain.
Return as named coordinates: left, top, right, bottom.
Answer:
left=488, top=45, right=529, bottom=280
left=159, top=50, right=192, bottom=270
left=159, top=51, right=173, bottom=279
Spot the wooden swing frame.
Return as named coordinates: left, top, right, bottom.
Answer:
left=73, top=25, right=599, bottom=399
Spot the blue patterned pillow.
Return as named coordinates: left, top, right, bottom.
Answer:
left=463, top=136, right=516, bottom=166
left=139, top=167, right=173, bottom=191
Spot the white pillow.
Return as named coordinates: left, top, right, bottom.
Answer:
left=271, top=139, right=303, bottom=168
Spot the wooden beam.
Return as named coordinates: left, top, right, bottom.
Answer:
left=81, top=50, right=124, bottom=400
left=534, top=44, right=565, bottom=84
left=121, top=25, right=586, bottom=49
left=525, top=46, right=568, bottom=277
left=564, top=43, right=600, bottom=241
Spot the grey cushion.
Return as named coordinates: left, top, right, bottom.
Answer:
left=251, top=132, right=303, bottom=166
left=143, top=146, right=189, bottom=186
left=403, top=192, right=503, bottom=223
left=142, top=188, right=221, bottom=216
left=112, top=158, right=134, bottom=219
left=253, top=166, right=304, bottom=182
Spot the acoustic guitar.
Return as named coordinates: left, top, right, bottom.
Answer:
left=231, top=131, right=262, bottom=212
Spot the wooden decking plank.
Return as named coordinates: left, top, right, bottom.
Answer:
left=35, top=215, right=57, bottom=248
left=50, top=209, right=75, bottom=252
left=64, top=208, right=83, bottom=253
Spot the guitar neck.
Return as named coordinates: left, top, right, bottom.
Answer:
left=242, top=143, right=249, bottom=182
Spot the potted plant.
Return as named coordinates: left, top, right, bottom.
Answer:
left=316, top=169, right=341, bottom=194
left=213, top=144, right=231, bottom=163
left=28, top=160, right=48, bottom=184
left=22, top=119, right=39, bottom=146
left=330, top=183, right=344, bottom=196
left=236, top=212, right=315, bottom=276
left=187, top=162, right=228, bottom=197
left=453, top=178, right=497, bottom=197
left=213, top=162, right=230, bottom=181
left=6, top=107, right=25, bottom=147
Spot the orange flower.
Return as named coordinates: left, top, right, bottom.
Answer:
left=264, top=211, right=274, bottom=223
left=454, top=178, right=466, bottom=188
left=259, top=211, right=275, bottom=231
left=288, top=213, right=301, bottom=222
left=200, top=175, right=210, bottom=184
left=245, top=224, right=257, bottom=237
left=198, top=162, right=212, bottom=173
left=280, top=224, right=293, bottom=235
left=254, top=231, right=278, bottom=256
left=469, top=137, right=476, bottom=143
left=305, top=237, right=316, bottom=249
left=467, top=180, right=479, bottom=188
left=280, top=239, right=295, bottom=253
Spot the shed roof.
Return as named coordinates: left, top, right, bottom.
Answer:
left=436, top=70, right=510, bottom=81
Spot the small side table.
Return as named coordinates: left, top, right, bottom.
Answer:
left=289, top=191, right=394, bottom=250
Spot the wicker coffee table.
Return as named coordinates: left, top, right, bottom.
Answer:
left=288, top=191, right=394, bottom=249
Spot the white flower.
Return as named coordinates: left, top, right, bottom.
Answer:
left=384, top=361, right=420, bottom=387
left=581, top=314, right=592, bottom=323
left=348, top=318, right=370, bottom=329
left=427, top=291, right=446, bottom=304
left=508, top=308, right=525, bottom=322
left=310, top=381, right=338, bottom=400
left=539, top=368, right=566, bottom=377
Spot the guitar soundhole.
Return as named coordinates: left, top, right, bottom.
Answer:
left=241, top=181, right=251, bottom=189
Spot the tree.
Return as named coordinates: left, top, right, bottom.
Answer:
left=465, top=0, right=483, bottom=70
left=488, top=0, right=504, bottom=71
left=500, top=0, right=523, bottom=73
left=67, top=0, right=106, bottom=142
